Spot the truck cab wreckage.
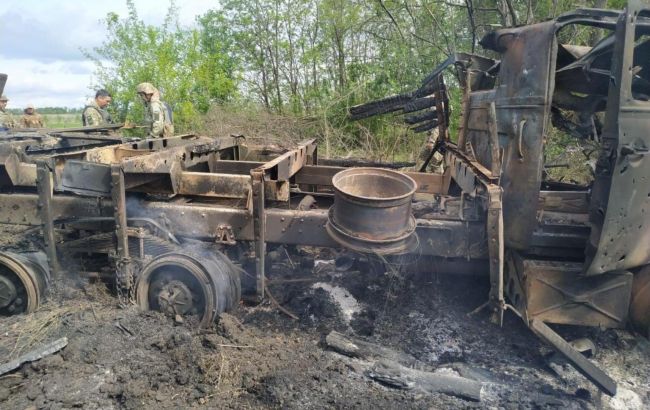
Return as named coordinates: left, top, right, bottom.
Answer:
left=1, top=1, right=650, bottom=397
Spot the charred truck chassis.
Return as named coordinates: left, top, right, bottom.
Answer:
left=2, top=2, right=650, bottom=397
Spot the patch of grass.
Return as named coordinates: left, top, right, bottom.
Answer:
left=41, top=113, right=81, bottom=129
left=201, top=103, right=429, bottom=164
left=544, top=128, right=599, bottom=185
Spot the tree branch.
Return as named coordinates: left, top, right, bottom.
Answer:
left=375, top=0, right=405, bottom=41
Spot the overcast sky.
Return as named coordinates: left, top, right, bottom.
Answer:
left=0, top=0, right=217, bottom=108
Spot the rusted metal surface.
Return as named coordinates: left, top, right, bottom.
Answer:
left=55, top=136, right=243, bottom=197
left=506, top=252, right=632, bottom=328
left=585, top=1, right=650, bottom=275
left=253, top=138, right=316, bottom=181
left=36, top=161, right=60, bottom=279
left=61, top=160, right=111, bottom=196
left=178, top=172, right=251, bottom=199
left=0, top=193, right=111, bottom=225
left=251, top=169, right=266, bottom=299
left=331, top=168, right=416, bottom=239
left=530, top=319, right=617, bottom=396
left=214, top=224, right=237, bottom=245
left=486, top=186, right=505, bottom=324
left=483, top=22, right=558, bottom=250
left=295, top=164, right=445, bottom=195
left=339, top=4, right=650, bottom=394
left=630, top=265, right=650, bottom=337
left=110, top=164, right=136, bottom=305
left=326, top=168, right=417, bottom=255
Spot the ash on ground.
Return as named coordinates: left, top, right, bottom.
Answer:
left=1, top=246, right=649, bottom=409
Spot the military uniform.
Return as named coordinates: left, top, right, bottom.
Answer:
left=136, top=83, right=174, bottom=138
left=417, top=128, right=444, bottom=173
left=0, top=95, right=15, bottom=129
left=143, top=100, right=173, bottom=138
left=0, top=110, right=15, bottom=129
left=82, top=100, right=113, bottom=127
left=21, top=112, right=44, bottom=128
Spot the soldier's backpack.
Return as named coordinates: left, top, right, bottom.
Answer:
left=161, top=102, right=174, bottom=137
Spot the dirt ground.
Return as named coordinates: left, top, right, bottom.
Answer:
left=1, top=236, right=649, bottom=409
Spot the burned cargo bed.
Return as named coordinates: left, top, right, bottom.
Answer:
left=0, top=130, right=614, bottom=394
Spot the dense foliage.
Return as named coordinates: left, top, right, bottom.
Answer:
left=87, top=0, right=627, bottom=155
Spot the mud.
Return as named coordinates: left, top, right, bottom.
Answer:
left=1, top=244, right=649, bottom=409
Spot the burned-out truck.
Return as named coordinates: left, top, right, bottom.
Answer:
left=1, top=1, right=650, bottom=396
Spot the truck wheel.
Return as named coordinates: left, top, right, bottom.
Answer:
left=135, top=251, right=240, bottom=327
left=0, top=251, right=49, bottom=316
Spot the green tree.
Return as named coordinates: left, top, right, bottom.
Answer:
left=85, top=0, right=238, bottom=134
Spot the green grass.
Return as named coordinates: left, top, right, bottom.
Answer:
left=41, top=113, right=81, bottom=129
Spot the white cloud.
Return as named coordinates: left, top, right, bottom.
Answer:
left=0, top=0, right=218, bottom=107
left=1, top=59, right=95, bottom=107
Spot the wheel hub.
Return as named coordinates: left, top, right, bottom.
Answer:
left=0, top=274, right=17, bottom=309
left=157, top=280, right=194, bottom=316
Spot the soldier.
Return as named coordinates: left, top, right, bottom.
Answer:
left=21, top=104, right=44, bottom=128
left=417, top=128, right=444, bottom=173
left=0, top=95, right=16, bottom=130
left=82, top=89, right=114, bottom=127
left=136, top=82, right=174, bottom=138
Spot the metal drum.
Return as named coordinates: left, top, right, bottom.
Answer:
left=326, top=167, right=417, bottom=254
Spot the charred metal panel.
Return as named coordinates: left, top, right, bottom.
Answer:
left=530, top=220, right=589, bottom=249
left=253, top=139, right=316, bottom=181
left=507, top=254, right=632, bottom=328
left=539, top=191, right=589, bottom=213
left=56, top=137, right=244, bottom=197
left=416, top=219, right=488, bottom=259
left=586, top=1, right=650, bottom=274
left=125, top=198, right=488, bottom=258
left=463, top=101, right=493, bottom=169
left=177, top=172, right=251, bottom=199
left=0, top=153, right=37, bottom=187
left=294, top=165, right=445, bottom=195
left=444, top=145, right=496, bottom=197
left=0, top=194, right=112, bottom=225
left=485, top=22, right=557, bottom=249
left=61, top=160, right=112, bottom=196
left=211, top=161, right=446, bottom=195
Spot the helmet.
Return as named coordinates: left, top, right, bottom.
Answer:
left=136, top=82, right=157, bottom=94
left=0, top=95, right=8, bottom=102
left=26, top=103, right=34, bottom=109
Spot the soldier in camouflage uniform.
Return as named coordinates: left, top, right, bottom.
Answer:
left=82, top=89, right=114, bottom=127
left=21, top=104, right=44, bottom=128
left=136, top=82, right=173, bottom=138
left=0, top=95, right=16, bottom=130
left=417, top=128, right=444, bottom=173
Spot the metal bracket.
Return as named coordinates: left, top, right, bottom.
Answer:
left=531, top=319, right=617, bottom=396
left=110, top=164, right=134, bottom=305
left=251, top=169, right=266, bottom=300
left=215, top=224, right=236, bottom=245
left=486, top=101, right=501, bottom=176
left=487, top=185, right=505, bottom=325
left=36, top=161, right=61, bottom=279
